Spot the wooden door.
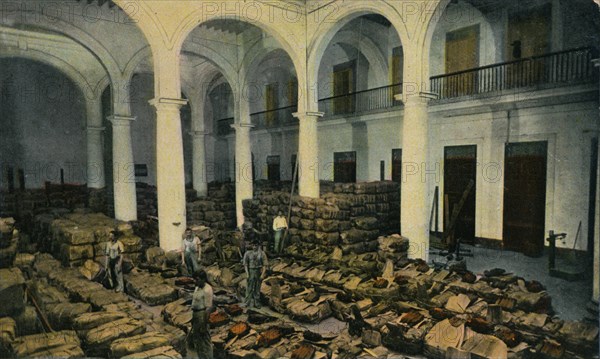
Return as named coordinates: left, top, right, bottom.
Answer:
left=444, top=146, right=477, bottom=245
left=333, top=61, right=355, bottom=114
left=334, top=151, right=356, bottom=183
left=265, top=83, right=278, bottom=126
left=507, top=5, right=552, bottom=86
left=445, top=25, right=479, bottom=97
left=503, top=141, right=548, bottom=257
left=267, top=155, right=280, bottom=182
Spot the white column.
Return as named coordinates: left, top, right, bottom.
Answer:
left=150, top=97, right=188, bottom=252
left=293, top=112, right=323, bottom=198
left=398, top=93, right=433, bottom=260
left=85, top=98, right=105, bottom=189
left=190, top=130, right=208, bottom=197
left=86, top=126, right=105, bottom=189
left=107, top=115, right=138, bottom=221
left=231, top=123, right=254, bottom=227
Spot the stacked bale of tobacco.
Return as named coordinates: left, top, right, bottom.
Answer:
left=377, top=234, right=409, bottom=265
left=136, top=183, right=158, bottom=220
left=0, top=217, right=19, bottom=268
left=45, top=184, right=88, bottom=209
left=187, top=184, right=236, bottom=229
left=13, top=189, right=47, bottom=225
left=0, top=192, right=17, bottom=217
left=39, top=212, right=143, bottom=266
left=11, top=331, right=85, bottom=358
left=88, top=188, right=108, bottom=214
left=124, top=270, right=178, bottom=306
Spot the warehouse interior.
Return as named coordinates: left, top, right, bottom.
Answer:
left=0, top=0, right=599, bottom=358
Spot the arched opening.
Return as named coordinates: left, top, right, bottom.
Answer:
left=179, top=17, right=302, bottom=227
left=0, top=58, right=86, bottom=193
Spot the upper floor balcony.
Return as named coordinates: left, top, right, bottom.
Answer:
left=216, top=47, right=597, bottom=136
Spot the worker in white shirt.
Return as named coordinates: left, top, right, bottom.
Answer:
left=181, top=228, right=201, bottom=276
left=272, top=211, right=288, bottom=254
left=105, top=230, right=124, bottom=292
left=191, top=269, right=214, bottom=359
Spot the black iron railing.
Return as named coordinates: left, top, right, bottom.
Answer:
left=250, top=105, right=297, bottom=129
left=318, top=83, right=403, bottom=116
left=216, top=83, right=403, bottom=135
left=431, top=47, right=597, bottom=99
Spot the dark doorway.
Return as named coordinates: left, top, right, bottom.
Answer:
left=444, top=145, right=477, bottom=244
left=503, top=141, right=548, bottom=257
left=391, top=149, right=402, bottom=183
left=267, top=155, right=281, bottom=182
left=334, top=151, right=356, bottom=183
left=588, top=138, right=598, bottom=254
left=333, top=60, right=356, bottom=114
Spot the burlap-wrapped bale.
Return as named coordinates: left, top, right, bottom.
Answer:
left=60, top=243, right=94, bottom=263
left=73, top=311, right=129, bottom=336
left=0, top=317, right=15, bottom=357
left=61, top=227, right=95, bottom=245
left=162, top=298, right=192, bottom=332
left=315, top=219, right=339, bottom=233
left=120, top=235, right=142, bottom=253
left=352, top=217, right=379, bottom=230
left=13, top=305, right=43, bottom=335
left=30, top=279, right=68, bottom=312
left=47, top=302, right=92, bottom=330
left=125, top=271, right=178, bottom=306
left=121, top=345, right=182, bottom=359
left=13, top=253, right=35, bottom=268
left=110, top=332, right=172, bottom=358
left=0, top=267, right=25, bottom=316
left=286, top=297, right=332, bottom=324
left=0, top=238, right=18, bottom=268
left=85, top=317, right=146, bottom=356
left=79, top=259, right=104, bottom=281
left=88, top=290, right=130, bottom=309
left=12, top=331, right=82, bottom=358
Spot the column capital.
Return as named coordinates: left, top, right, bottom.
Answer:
left=401, top=91, right=438, bottom=106
left=149, top=97, right=188, bottom=111
left=293, top=111, right=324, bottom=119
left=86, top=126, right=105, bottom=133
left=107, top=115, right=135, bottom=127
left=592, top=58, right=600, bottom=67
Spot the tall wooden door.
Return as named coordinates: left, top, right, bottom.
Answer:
left=267, top=155, right=280, bottom=182
left=507, top=5, right=552, bottom=86
left=445, top=25, right=479, bottom=97
left=333, top=61, right=355, bottom=114
left=265, top=83, right=278, bottom=126
left=503, top=141, right=548, bottom=257
left=444, top=145, right=477, bottom=244
left=334, top=151, right=356, bottom=183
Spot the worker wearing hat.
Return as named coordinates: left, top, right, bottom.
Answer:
left=242, top=238, right=268, bottom=308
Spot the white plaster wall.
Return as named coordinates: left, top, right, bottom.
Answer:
left=428, top=98, right=599, bottom=251
left=239, top=87, right=598, bottom=252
